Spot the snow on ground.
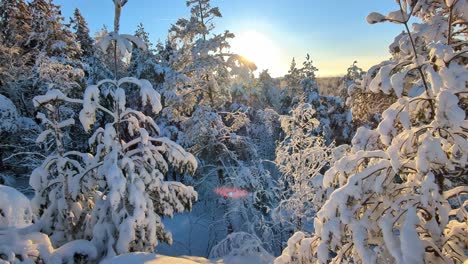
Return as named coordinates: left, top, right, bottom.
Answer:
left=157, top=213, right=211, bottom=256
left=0, top=184, right=33, bottom=228
left=101, top=253, right=274, bottom=264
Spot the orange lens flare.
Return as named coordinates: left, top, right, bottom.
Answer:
left=214, top=187, right=249, bottom=199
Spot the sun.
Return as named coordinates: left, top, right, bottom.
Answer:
left=230, top=31, right=280, bottom=75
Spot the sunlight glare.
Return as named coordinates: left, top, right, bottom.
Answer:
left=230, top=31, right=281, bottom=75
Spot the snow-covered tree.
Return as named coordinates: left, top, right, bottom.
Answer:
left=0, top=184, right=97, bottom=263
left=0, top=94, right=20, bottom=177
left=0, top=0, right=32, bottom=47
left=69, top=8, right=94, bottom=59
left=274, top=103, right=339, bottom=245
left=282, top=54, right=319, bottom=108
left=21, top=1, right=200, bottom=260
left=0, top=0, right=35, bottom=116
left=280, top=54, right=353, bottom=144
left=28, top=0, right=81, bottom=58
left=29, top=90, right=94, bottom=247
left=208, top=232, right=271, bottom=260
left=276, top=1, right=467, bottom=263
left=339, top=61, right=364, bottom=101
left=127, top=23, right=164, bottom=83
left=165, top=0, right=256, bottom=111
left=256, top=70, right=282, bottom=111
left=285, top=58, right=301, bottom=92
left=69, top=8, right=113, bottom=85
left=74, top=1, right=197, bottom=258
left=178, top=106, right=277, bottom=254
left=79, top=77, right=197, bottom=258
left=0, top=93, right=42, bottom=187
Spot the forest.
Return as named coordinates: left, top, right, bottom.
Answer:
left=0, top=0, right=466, bottom=263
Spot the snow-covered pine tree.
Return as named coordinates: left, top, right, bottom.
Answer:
left=281, top=54, right=319, bottom=111
left=0, top=0, right=32, bottom=48
left=300, top=55, right=352, bottom=144
left=282, top=54, right=353, bottom=145
left=0, top=94, right=21, bottom=182
left=30, top=90, right=94, bottom=248
left=27, top=0, right=86, bottom=102
left=339, top=61, right=364, bottom=102
left=94, top=25, right=137, bottom=82
left=80, top=0, right=198, bottom=257
left=69, top=7, right=113, bottom=85
left=127, top=23, right=164, bottom=84
left=166, top=0, right=258, bottom=112
left=80, top=77, right=198, bottom=257
left=0, top=184, right=97, bottom=263
left=276, top=1, right=467, bottom=263
left=168, top=0, right=232, bottom=108
left=69, top=8, right=94, bottom=59
left=0, top=1, right=48, bottom=185
left=0, top=0, right=34, bottom=114
left=256, top=70, right=282, bottom=111
left=285, top=58, right=301, bottom=94
left=17, top=0, right=199, bottom=260
left=28, top=0, right=81, bottom=59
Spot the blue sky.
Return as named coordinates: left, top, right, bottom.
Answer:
left=55, top=0, right=403, bottom=77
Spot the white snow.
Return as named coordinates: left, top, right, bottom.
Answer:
left=98, top=32, right=147, bottom=56
left=101, top=253, right=273, bottom=264
left=0, top=94, right=18, bottom=133
left=0, top=185, right=33, bottom=228
left=366, top=12, right=386, bottom=24
left=33, top=89, right=68, bottom=107
left=401, top=208, right=424, bottom=264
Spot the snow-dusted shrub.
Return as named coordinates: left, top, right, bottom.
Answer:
left=277, top=0, right=467, bottom=263
left=208, top=232, right=269, bottom=259
left=347, top=87, right=396, bottom=128
left=274, top=232, right=316, bottom=264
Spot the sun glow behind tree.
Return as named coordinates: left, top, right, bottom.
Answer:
left=230, top=30, right=282, bottom=76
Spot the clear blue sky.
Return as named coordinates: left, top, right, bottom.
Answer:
left=55, top=0, right=403, bottom=77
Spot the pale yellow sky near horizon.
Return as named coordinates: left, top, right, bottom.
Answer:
left=230, top=30, right=393, bottom=78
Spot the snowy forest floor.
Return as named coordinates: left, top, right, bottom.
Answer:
left=102, top=252, right=273, bottom=264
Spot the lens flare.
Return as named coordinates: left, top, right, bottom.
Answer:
left=214, top=187, right=249, bottom=199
